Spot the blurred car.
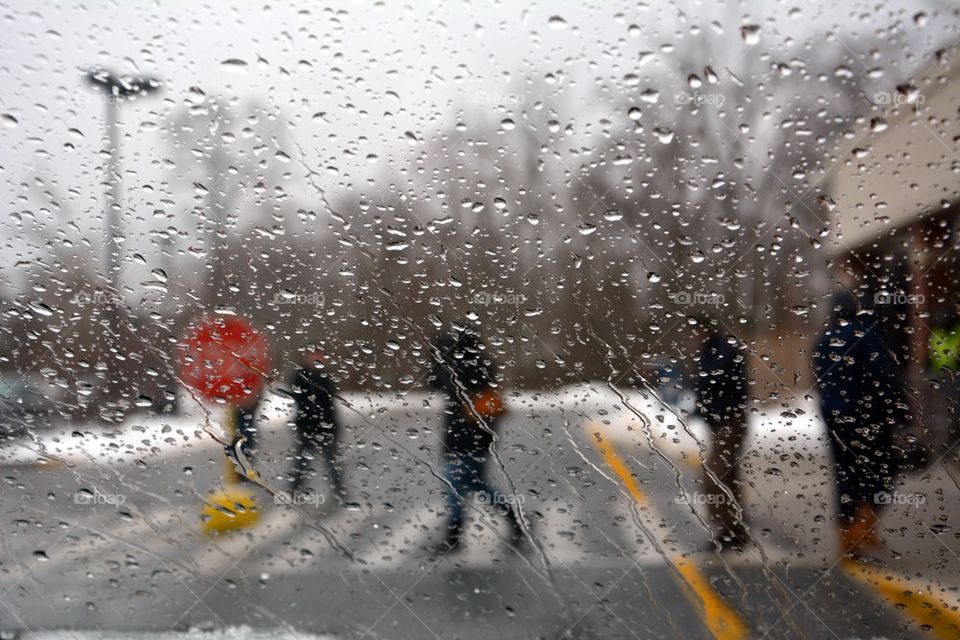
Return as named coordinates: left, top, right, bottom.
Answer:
left=0, top=373, right=69, bottom=438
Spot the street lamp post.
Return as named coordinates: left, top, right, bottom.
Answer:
left=84, top=69, right=162, bottom=407
left=84, top=68, right=162, bottom=292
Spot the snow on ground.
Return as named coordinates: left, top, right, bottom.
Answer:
left=0, top=384, right=832, bottom=490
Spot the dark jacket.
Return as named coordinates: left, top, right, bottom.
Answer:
left=289, top=366, right=339, bottom=433
left=813, top=292, right=908, bottom=428
left=431, top=331, right=500, bottom=458
left=695, top=332, right=747, bottom=424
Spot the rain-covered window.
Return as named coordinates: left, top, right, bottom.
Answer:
left=3, top=2, right=960, bottom=639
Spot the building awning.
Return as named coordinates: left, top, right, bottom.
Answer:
left=828, top=51, right=960, bottom=255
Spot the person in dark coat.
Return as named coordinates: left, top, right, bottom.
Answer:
left=288, top=348, right=346, bottom=503
left=813, top=290, right=908, bottom=558
left=692, top=322, right=750, bottom=551
left=431, top=327, right=524, bottom=552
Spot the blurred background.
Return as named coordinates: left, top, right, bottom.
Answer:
left=3, top=1, right=960, bottom=639
left=3, top=0, right=956, bottom=406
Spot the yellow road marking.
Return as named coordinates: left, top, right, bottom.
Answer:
left=586, top=421, right=749, bottom=640
left=0, top=457, right=65, bottom=469
left=843, top=560, right=960, bottom=640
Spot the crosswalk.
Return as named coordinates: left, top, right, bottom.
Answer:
left=3, top=489, right=824, bottom=595
left=5, top=418, right=960, bottom=640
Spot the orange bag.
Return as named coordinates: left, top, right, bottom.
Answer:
left=467, top=389, right=506, bottom=421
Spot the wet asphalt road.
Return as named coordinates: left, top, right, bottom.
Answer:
left=1, top=389, right=956, bottom=639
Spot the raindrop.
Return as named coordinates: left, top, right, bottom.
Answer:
left=639, top=89, right=660, bottom=103
left=740, top=24, right=760, bottom=45
left=29, top=301, right=54, bottom=317
left=895, top=83, right=921, bottom=104
left=816, top=195, right=837, bottom=212
left=220, top=58, right=248, bottom=72
left=653, top=128, right=674, bottom=144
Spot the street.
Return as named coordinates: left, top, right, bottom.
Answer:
left=2, top=387, right=958, bottom=639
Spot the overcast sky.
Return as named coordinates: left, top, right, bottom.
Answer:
left=1, top=0, right=956, bottom=296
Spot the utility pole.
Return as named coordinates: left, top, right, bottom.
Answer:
left=84, top=69, right=162, bottom=406
left=85, top=68, right=163, bottom=292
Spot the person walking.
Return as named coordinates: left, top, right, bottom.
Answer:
left=813, top=290, right=909, bottom=559
left=288, top=347, right=347, bottom=505
left=691, top=320, right=750, bottom=552
left=431, top=327, right=525, bottom=553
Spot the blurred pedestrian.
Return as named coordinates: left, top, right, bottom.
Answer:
left=691, top=320, right=751, bottom=552
left=430, top=327, right=524, bottom=553
left=288, top=346, right=347, bottom=504
left=814, top=289, right=909, bottom=559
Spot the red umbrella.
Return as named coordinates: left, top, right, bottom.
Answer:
left=178, top=314, right=270, bottom=404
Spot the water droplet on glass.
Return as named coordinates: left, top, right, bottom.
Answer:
left=653, top=128, right=674, bottom=144
left=220, top=58, right=248, bottom=72
left=639, top=89, right=660, bottom=104
left=740, top=24, right=760, bottom=45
